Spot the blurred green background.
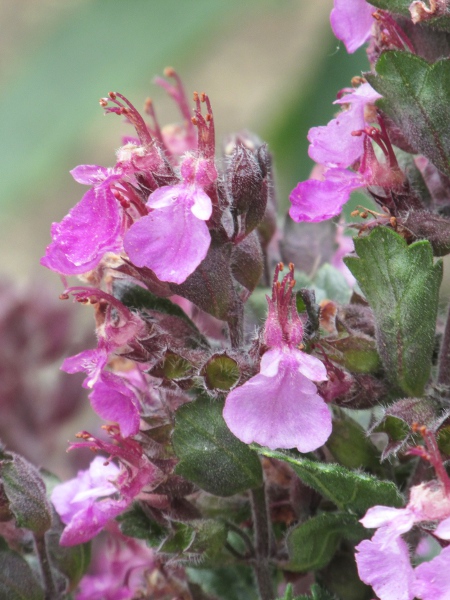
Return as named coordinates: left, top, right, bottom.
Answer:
left=0, top=0, right=368, bottom=288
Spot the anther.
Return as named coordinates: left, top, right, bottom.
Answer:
left=99, top=98, right=108, bottom=107
left=193, top=91, right=199, bottom=102
left=200, top=92, right=206, bottom=103
left=108, top=92, right=117, bottom=100
left=59, top=293, right=70, bottom=300
left=351, top=210, right=360, bottom=217
left=164, top=66, right=175, bottom=77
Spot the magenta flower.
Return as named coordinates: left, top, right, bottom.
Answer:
left=60, top=288, right=147, bottom=436
left=123, top=154, right=215, bottom=284
left=290, top=127, right=404, bottom=223
left=413, top=546, right=450, bottom=600
left=223, top=264, right=331, bottom=453
left=52, top=429, right=162, bottom=545
left=308, top=83, right=381, bottom=169
left=330, top=0, right=375, bottom=53
left=41, top=185, right=123, bottom=275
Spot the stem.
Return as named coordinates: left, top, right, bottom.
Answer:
left=438, top=300, right=450, bottom=388
left=225, top=519, right=255, bottom=555
left=250, top=486, right=274, bottom=600
left=34, top=533, right=58, bottom=600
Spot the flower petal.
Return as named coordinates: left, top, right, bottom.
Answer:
left=223, top=352, right=331, bottom=452
left=330, top=0, right=374, bottom=54
left=413, top=546, right=450, bottom=600
left=289, top=168, right=362, bottom=223
left=124, top=201, right=211, bottom=284
left=41, top=187, right=122, bottom=275
left=355, top=529, right=416, bottom=600
left=89, top=372, right=140, bottom=437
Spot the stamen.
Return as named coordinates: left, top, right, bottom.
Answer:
left=410, top=423, right=450, bottom=494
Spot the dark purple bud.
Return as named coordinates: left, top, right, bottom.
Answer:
left=226, top=140, right=269, bottom=237
left=231, top=231, right=263, bottom=295
left=396, top=209, right=450, bottom=256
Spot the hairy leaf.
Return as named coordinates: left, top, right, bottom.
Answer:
left=173, top=396, right=263, bottom=496
left=367, top=52, right=450, bottom=176
left=257, top=447, right=403, bottom=514
left=345, top=227, right=442, bottom=396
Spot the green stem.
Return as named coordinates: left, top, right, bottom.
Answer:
left=34, top=533, right=58, bottom=600
left=250, top=486, right=274, bottom=600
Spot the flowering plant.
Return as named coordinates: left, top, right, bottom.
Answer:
left=2, top=2, right=450, bottom=598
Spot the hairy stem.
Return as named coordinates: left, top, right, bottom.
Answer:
left=250, top=486, right=274, bottom=600
left=34, top=533, right=58, bottom=600
left=438, top=300, right=450, bottom=389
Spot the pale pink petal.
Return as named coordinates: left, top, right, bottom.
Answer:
left=330, top=0, right=374, bottom=54
left=413, top=546, right=450, bottom=600
left=435, top=516, right=450, bottom=540
left=260, top=347, right=284, bottom=377
left=360, top=505, right=413, bottom=531
left=124, top=201, right=211, bottom=284
left=223, top=352, right=332, bottom=453
left=146, top=185, right=179, bottom=209
left=190, top=188, right=213, bottom=220
left=355, top=529, right=416, bottom=600
left=293, top=349, right=328, bottom=381
left=70, top=165, right=117, bottom=185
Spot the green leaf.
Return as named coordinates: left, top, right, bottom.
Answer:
left=159, top=520, right=228, bottom=561
left=117, top=503, right=167, bottom=546
left=187, top=565, right=258, bottom=600
left=0, top=451, right=52, bottom=534
left=0, top=546, right=44, bottom=600
left=257, top=448, right=403, bottom=514
left=344, top=227, right=442, bottom=397
left=173, top=396, right=263, bottom=496
left=326, top=409, right=381, bottom=471
left=324, top=336, right=381, bottom=374
left=367, top=52, right=450, bottom=177
left=286, top=512, right=366, bottom=572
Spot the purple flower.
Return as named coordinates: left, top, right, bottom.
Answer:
left=123, top=155, right=215, bottom=284
left=223, top=264, right=331, bottom=452
left=290, top=129, right=404, bottom=223
left=52, top=429, right=162, bottom=545
left=330, top=0, right=375, bottom=53
left=308, top=83, right=381, bottom=169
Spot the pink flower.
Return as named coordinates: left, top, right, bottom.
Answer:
left=223, top=264, right=331, bottom=452
left=123, top=154, right=215, bottom=284
left=355, top=432, right=450, bottom=600
left=52, top=429, right=162, bottom=545
left=76, top=530, right=156, bottom=600
left=330, top=0, right=375, bottom=54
